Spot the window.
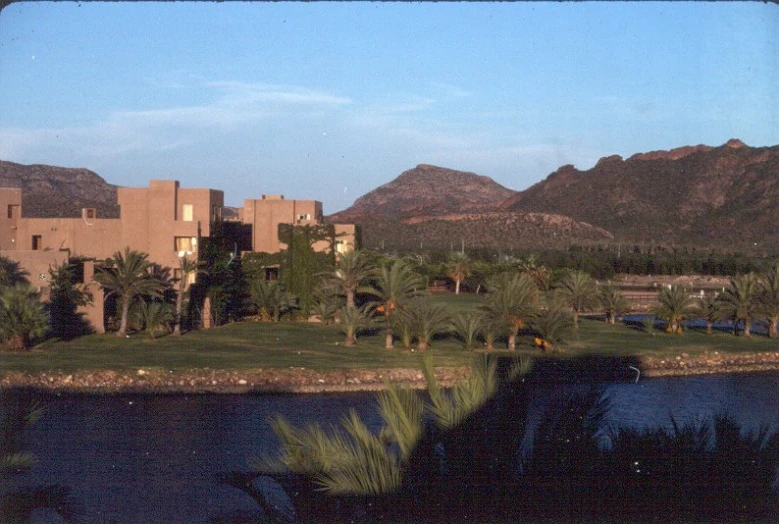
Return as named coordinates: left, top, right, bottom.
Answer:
left=32, top=235, right=41, bottom=250
left=297, top=213, right=311, bottom=222
left=211, top=205, right=222, bottom=222
left=7, top=205, right=19, bottom=219
left=182, top=204, right=193, bottom=222
left=174, top=236, right=197, bottom=253
left=85, top=208, right=96, bottom=219
left=336, top=240, right=348, bottom=254
left=174, top=269, right=197, bottom=285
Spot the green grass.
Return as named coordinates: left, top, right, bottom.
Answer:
left=0, top=295, right=777, bottom=375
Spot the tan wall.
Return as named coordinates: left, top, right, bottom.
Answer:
left=243, top=196, right=323, bottom=253
left=0, top=249, right=68, bottom=294
left=14, top=217, right=122, bottom=258
left=311, top=223, right=357, bottom=255
left=119, top=182, right=224, bottom=269
left=0, top=188, right=21, bottom=251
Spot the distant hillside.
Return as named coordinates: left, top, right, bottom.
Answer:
left=499, top=139, right=779, bottom=248
left=328, top=164, right=515, bottom=223
left=329, top=164, right=613, bottom=250
left=361, top=212, right=613, bottom=251
left=0, top=160, right=120, bottom=218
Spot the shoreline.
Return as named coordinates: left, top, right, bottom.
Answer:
left=2, top=352, right=779, bottom=394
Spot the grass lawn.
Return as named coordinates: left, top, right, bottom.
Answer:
left=1, top=293, right=777, bottom=375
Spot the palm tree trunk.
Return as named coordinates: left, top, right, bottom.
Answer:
left=385, top=328, right=394, bottom=349
left=573, top=312, right=579, bottom=330
left=770, top=318, right=778, bottom=338
left=346, top=290, right=356, bottom=309
left=418, top=340, right=429, bottom=352
left=118, top=296, right=131, bottom=337
left=743, top=316, right=751, bottom=337
left=507, top=333, right=516, bottom=351
left=174, top=287, right=184, bottom=335
left=455, top=280, right=461, bottom=295
left=345, top=333, right=356, bottom=346
left=706, top=321, right=712, bottom=335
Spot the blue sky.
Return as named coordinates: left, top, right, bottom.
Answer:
left=0, top=2, right=777, bottom=210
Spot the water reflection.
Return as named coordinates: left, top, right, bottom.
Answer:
left=4, top=371, right=778, bottom=523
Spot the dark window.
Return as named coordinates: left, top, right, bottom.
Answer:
left=32, top=235, right=41, bottom=250
left=7, top=205, right=19, bottom=219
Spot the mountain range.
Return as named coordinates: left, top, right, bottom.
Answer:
left=2, top=138, right=777, bottom=252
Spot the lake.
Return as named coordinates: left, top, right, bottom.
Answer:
left=5, top=371, right=779, bottom=523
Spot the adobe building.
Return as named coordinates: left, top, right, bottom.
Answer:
left=240, top=194, right=357, bottom=255
left=0, top=180, right=355, bottom=333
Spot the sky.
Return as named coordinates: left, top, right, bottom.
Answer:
left=0, top=2, right=777, bottom=211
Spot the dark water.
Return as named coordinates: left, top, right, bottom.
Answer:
left=7, top=371, right=779, bottom=523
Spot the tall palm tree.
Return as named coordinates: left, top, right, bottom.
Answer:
left=481, top=273, right=539, bottom=350
left=718, top=273, right=760, bottom=337
left=554, top=270, right=598, bottom=330
left=651, top=285, right=695, bottom=335
left=173, top=256, right=204, bottom=335
left=362, top=259, right=425, bottom=349
left=598, top=285, right=628, bottom=325
left=758, top=264, right=779, bottom=338
left=329, top=249, right=373, bottom=308
left=446, top=255, right=472, bottom=295
left=0, top=284, right=48, bottom=350
left=93, top=248, right=166, bottom=337
left=696, top=294, right=722, bottom=335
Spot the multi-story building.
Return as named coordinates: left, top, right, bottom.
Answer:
left=0, top=180, right=355, bottom=333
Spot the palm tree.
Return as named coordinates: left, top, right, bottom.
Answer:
left=399, top=299, right=451, bottom=352
left=718, top=273, right=760, bottom=337
left=758, top=264, right=779, bottom=338
left=329, top=249, right=373, bottom=308
left=249, top=278, right=297, bottom=322
left=446, top=255, right=472, bottom=295
left=696, top=294, right=722, bottom=335
left=0, top=284, right=48, bottom=350
left=481, top=273, right=539, bottom=350
left=651, top=285, right=695, bottom=335
left=362, top=259, right=425, bottom=349
left=336, top=304, right=375, bottom=346
left=598, top=285, right=628, bottom=325
left=0, top=256, right=28, bottom=287
left=452, top=311, right=485, bottom=350
left=93, top=248, right=166, bottom=337
left=530, top=306, right=574, bottom=351
left=554, top=270, right=598, bottom=330
left=173, top=256, right=203, bottom=335
left=135, top=300, right=174, bottom=339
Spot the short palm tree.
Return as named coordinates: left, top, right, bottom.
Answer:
left=598, top=285, right=628, bottom=325
left=452, top=311, right=485, bottom=350
left=135, top=300, right=174, bottom=339
left=0, top=284, right=48, bottom=350
left=652, top=285, right=695, bottom=335
left=0, top=256, right=29, bottom=287
left=481, top=273, right=539, bottom=350
left=250, top=278, right=297, bottom=322
left=336, top=305, right=375, bottom=346
left=329, top=250, right=373, bottom=308
left=696, top=294, right=722, bottom=335
left=554, top=270, right=598, bottom=330
left=362, top=259, right=425, bottom=349
left=530, top=306, right=574, bottom=350
left=402, top=299, right=451, bottom=352
left=758, top=264, right=779, bottom=338
left=718, top=273, right=760, bottom=337
left=94, top=248, right=166, bottom=337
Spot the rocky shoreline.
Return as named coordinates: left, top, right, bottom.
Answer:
left=1, top=352, right=778, bottom=395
